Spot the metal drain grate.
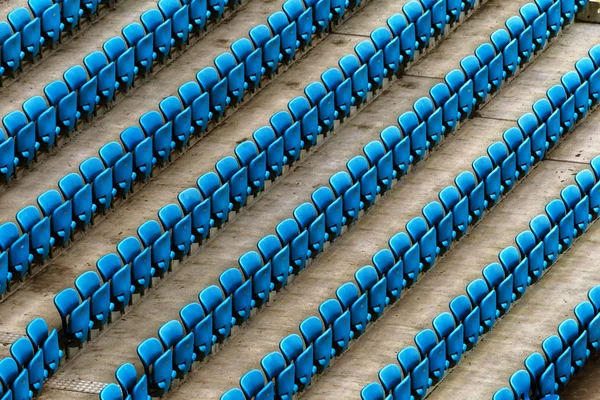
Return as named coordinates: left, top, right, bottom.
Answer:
left=47, top=377, right=108, bottom=394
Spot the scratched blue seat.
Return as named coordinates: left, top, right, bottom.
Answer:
left=575, top=301, right=600, bottom=353
left=306, top=0, right=332, bottom=35
left=576, top=169, right=600, bottom=219
left=43, top=80, right=81, bottom=137
left=179, top=302, right=215, bottom=361
left=84, top=51, right=119, bottom=107
left=120, top=126, right=155, bottom=182
left=535, top=0, right=561, bottom=38
left=58, top=0, right=84, bottom=31
left=498, top=240, right=532, bottom=295
left=215, top=52, right=247, bottom=106
left=575, top=57, right=600, bottom=108
left=562, top=70, right=590, bottom=122
left=370, top=27, right=401, bottom=78
left=542, top=335, right=573, bottom=388
left=249, top=24, right=282, bottom=78
left=533, top=98, right=561, bottom=149
left=438, top=185, right=469, bottom=239
left=75, top=270, right=113, bottom=330
left=0, top=23, right=23, bottom=78
left=159, top=96, right=193, bottom=149
left=0, top=222, right=32, bottom=282
left=158, top=203, right=194, bottom=260
left=560, top=0, right=576, bottom=26
left=158, top=0, right=192, bottom=48
left=329, top=171, right=362, bottom=225
left=545, top=199, right=573, bottom=252
left=422, top=201, right=454, bottom=255
left=58, top=173, right=96, bottom=231
left=505, top=16, right=532, bottom=67
left=197, top=172, right=232, bottom=227
left=406, top=216, right=438, bottom=271
left=158, top=320, right=196, bottom=378
left=321, top=68, right=353, bottom=121
left=482, top=262, right=513, bottom=317
left=234, top=141, right=268, bottom=196
left=561, top=184, right=591, bottom=237
left=279, top=333, right=316, bottom=391
left=0, top=357, right=32, bottom=400
left=282, top=0, right=314, bottom=49
left=137, top=338, right=176, bottom=396
left=547, top=84, right=576, bottom=133
left=197, top=67, right=230, bottom=120
left=188, top=0, right=211, bottom=32
left=238, top=251, right=273, bottom=308
left=117, top=236, right=154, bottom=294
left=454, top=171, right=485, bottom=224
left=28, top=0, right=64, bottom=46
left=530, top=214, right=559, bottom=268
left=0, top=251, right=10, bottom=296
left=220, top=268, right=254, bottom=324
left=378, top=364, right=409, bottom=399
left=141, top=9, right=175, bottom=63
left=253, top=126, right=287, bottom=179
left=177, top=82, right=211, bottom=137
left=355, top=265, right=387, bottom=320
left=386, top=14, right=414, bottom=67
left=429, top=82, right=458, bottom=134
left=515, top=230, right=544, bottom=284
left=559, top=318, right=588, bottom=372
left=122, top=22, right=156, bottom=76
left=421, top=0, right=446, bottom=38
left=257, top=235, right=291, bottom=290
left=503, top=127, right=531, bottom=180
left=449, top=295, right=480, bottom=350
left=445, top=69, right=473, bottom=122
left=103, top=37, right=138, bottom=93
left=2, top=112, right=39, bottom=168
left=138, top=220, right=174, bottom=277
left=199, top=285, right=235, bottom=343
left=10, top=336, right=46, bottom=395
left=269, top=111, right=302, bottom=164
left=21, top=96, right=57, bottom=152
left=524, top=352, right=555, bottom=398
left=388, top=231, right=420, bottom=287
left=379, top=127, right=409, bottom=180
left=347, top=155, right=379, bottom=210
left=339, top=54, right=370, bottom=107
left=16, top=206, right=54, bottom=264
left=466, top=279, right=498, bottom=334
left=99, top=141, right=136, bottom=199
left=517, top=114, right=545, bottom=167
left=432, top=312, right=465, bottom=368
left=336, top=282, right=370, bottom=337
left=96, top=253, right=134, bottom=312
left=276, top=218, right=310, bottom=273
left=231, top=38, right=263, bottom=91
left=487, top=141, right=516, bottom=193
left=293, top=202, right=327, bottom=257
left=397, top=346, right=429, bottom=399
left=354, top=40, right=385, bottom=91
left=115, top=363, right=139, bottom=399
left=319, top=299, right=352, bottom=355
left=475, top=43, right=503, bottom=95
left=363, top=141, right=395, bottom=194
left=472, top=156, right=501, bottom=210
left=215, top=156, right=249, bottom=211
left=63, top=65, right=99, bottom=122
left=26, top=318, right=63, bottom=377
left=403, top=1, right=431, bottom=51
left=399, top=111, right=427, bottom=164
left=260, top=352, right=297, bottom=400
left=304, top=82, right=336, bottom=135
left=79, top=157, right=117, bottom=213
left=311, top=187, right=344, bottom=241
left=414, top=328, right=447, bottom=385
left=288, top=96, right=321, bottom=149
left=239, top=369, right=274, bottom=400
left=520, top=3, right=547, bottom=53
left=54, top=288, right=93, bottom=348
left=267, top=11, right=298, bottom=64
left=414, top=96, right=444, bottom=147
left=7, top=7, right=44, bottom=61
left=36, top=190, right=75, bottom=247
left=300, top=316, right=335, bottom=373
left=490, top=29, right=518, bottom=80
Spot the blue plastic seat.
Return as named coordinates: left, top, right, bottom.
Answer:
left=524, top=352, right=555, bottom=398
left=188, top=0, right=211, bottom=32
left=562, top=70, right=590, bottom=122
left=399, top=111, right=427, bottom=163
left=414, top=97, right=444, bottom=148
left=0, top=222, right=32, bottom=281
left=547, top=84, right=576, bottom=133
left=560, top=0, right=576, bottom=26
left=562, top=184, right=591, bottom=237
left=63, top=65, right=99, bottom=122
left=515, top=233, right=543, bottom=284
left=0, top=23, right=24, bottom=78
left=414, top=328, right=447, bottom=384
left=59, top=0, right=84, bottom=31
left=198, top=171, right=232, bottom=227
left=54, top=288, right=93, bottom=347
left=16, top=206, right=54, bottom=264
left=0, top=357, right=32, bottom=400
left=503, top=127, right=531, bottom=180
left=466, top=279, right=498, bottom=334
left=253, top=126, right=287, bottom=179
left=559, top=318, right=588, bottom=372
left=293, top=202, right=328, bottom=257
left=117, top=236, right=154, bottom=294
left=10, top=337, right=47, bottom=395
left=26, top=318, right=63, bottom=376
left=59, top=173, right=97, bottom=231
left=288, top=96, right=321, bottom=149
left=138, top=220, right=174, bottom=277
left=158, top=320, right=196, bottom=378
left=445, top=69, right=473, bottom=122
left=300, top=316, right=335, bottom=372
left=379, top=126, right=410, bottom=178
left=482, top=262, right=513, bottom=317
left=304, top=82, right=336, bottom=135
left=260, top=352, right=297, bottom=400
left=576, top=169, right=600, bottom=219
left=240, top=369, right=274, bottom=399
left=536, top=0, right=561, bottom=38
left=121, top=126, right=155, bottom=181
left=99, top=141, right=136, bottom=199
left=364, top=141, right=396, bottom=194
left=377, top=364, right=401, bottom=397
left=268, top=12, right=298, bottom=64
left=96, top=253, right=133, bottom=312
left=305, top=0, right=332, bottom=35
left=37, top=190, right=75, bottom=247
left=158, top=0, right=192, bottom=48
left=339, top=54, right=370, bottom=107
left=403, top=1, right=431, bottom=51
left=472, top=156, right=501, bottom=209
left=455, top=171, right=485, bottom=224
left=422, top=0, right=446, bottom=37
left=220, top=268, right=255, bottom=324
left=178, top=81, right=212, bottom=135
left=270, top=111, right=302, bottom=164
left=276, top=218, right=310, bottom=273
left=137, top=338, right=176, bottom=396
left=487, top=142, right=516, bottom=193
left=520, top=3, right=547, bottom=53
left=406, top=217, right=437, bottom=271
left=8, top=8, right=44, bottom=61
left=439, top=185, right=469, bottom=239
left=429, top=83, right=458, bottom=134
left=282, top=0, right=314, bottom=49
left=21, top=96, right=57, bottom=152
left=398, top=346, right=429, bottom=399
left=319, top=299, right=352, bottom=354
left=2, top=112, right=39, bottom=168
left=122, top=22, right=156, bottom=76
left=336, top=282, right=371, bottom=337
left=575, top=301, right=600, bottom=353
left=179, top=302, right=215, bottom=361
left=546, top=199, right=573, bottom=252
left=583, top=52, right=600, bottom=106
left=83, top=51, right=119, bottom=106
left=533, top=98, right=561, bottom=149
left=239, top=251, right=273, bottom=308
left=79, top=157, right=116, bottom=214
left=0, top=251, right=10, bottom=295
left=230, top=38, right=263, bottom=91
left=215, top=52, right=247, bottom=106
left=103, top=37, right=138, bottom=93
left=115, top=363, right=137, bottom=398
left=518, top=112, right=546, bottom=164
left=249, top=24, right=282, bottom=77
left=347, top=155, right=379, bottom=209
left=355, top=266, right=387, bottom=320
left=371, top=27, right=401, bottom=78
left=449, top=295, right=480, bottom=350
left=75, top=270, right=113, bottom=329
left=422, top=201, right=454, bottom=255
left=199, top=285, right=235, bottom=343
left=530, top=214, right=560, bottom=268
left=279, top=334, right=316, bottom=390
left=216, top=156, right=249, bottom=211
left=257, top=235, right=291, bottom=290
left=158, top=203, right=195, bottom=260
left=388, top=231, right=419, bottom=287
left=355, top=40, right=385, bottom=91
left=197, top=67, right=230, bottom=120
left=140, top=9, right=175, bottom=63
left=508, top=370, right=533, bottom=400
left=160, top=96, right=193, bottom=149
left=460, top=55, right=488, bottom=107
left=221, top=388, right=245, bottom=400
left=321, top=68, right=352, bottom=121
left=330, top=170, right=363, bottom=225
left=28, top=0, right=64, bottom=46
left=542, top=335, right=573, bottom=388
left=311, top=187, right=344, bottom=241
left=432, top=312, right=465, bottom=368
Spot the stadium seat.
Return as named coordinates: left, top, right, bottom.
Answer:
left=466, top=279, right=498, bottom=334
left=279, top=334, right=316, bottom=390
left=321, top=68, right=353, bottom=121
left=158, top=320, right=196, bottom=378
left=158, top=0, right=192, bottom=49
left=311, top=187, right=344, bottom=241
left=339, top=54, right=370, bottom=107
left=253, top=126, right=287, bottom=179
left=141, top=9, right=175, bottom=63
left=199, top=285, right=235, bottom=342
left=260, top=352, right=296, bottom=400
left=2, top=112, right=39, bottom=168
left=75, top=271, right=113, bottom=329
left=122, top=22, right=156, bottom=76
left=0, top=222, right=33, bottom=281
left=84, top=51, right=119, bottom=106
left=319, top=299, right=352, bottom=354
left=8, top=8, right=44, bottom=61
left=270, top=111, right=303, bottom=163
left=43, top=80, right=80, bottom=135
left=240, top=369, right=274, bottom=399
left=99, top=141, right=136, bottom=199
left=542, top=335, right=573, bottom=388
left=16, top=205, right=54, bottom=263
left=79, top=157, right=116, bottom=214
left=179, top=302, right=215, bottom=361
left=249, top=24, right=282, bottom=77
left=197, top=67, right=230, bottom=120
left=397, top=346, right=429, bottom=399
left=0, top=357, right=33, bottom=400
left=219, top=268, right=254, bottom=324
left=304, top=82, right=336, bottom=135
left=293, top=202, right=327, bottom=257
left=96, top=253, right=133, bottom=312
left=215, top=52, right=247, bottom=105
left=103, top=37, right=138, bottom=93
left=257, top=234, right=291, bottom=290
left=198, top=172, right=232, bottom=227
left=28, top=0, right=64, bottom=46
left=64, top=65, right=99, bottom=121
left=336, top=282, right=370, bottom=337
left=26, top=318, right=63, bottom=376
left=288, top=96, right=321, bottom=149
left=230, top=38, right=263, bottom=91
left=137, top=337, right=176, bottom=396
left=54, top=288, right=93, bottom=347
left=238, top=251, right=273, bottom=308
left=10, top=337, right=47, bottom=395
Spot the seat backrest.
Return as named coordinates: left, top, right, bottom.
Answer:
left=438, top=185, right=461, bottom=212
left=380, top=126, right=403, bottom=151
left=158, top=320, right=185, bottom=349
left=197, top=67, right=220, bottom=92
left=79, top=157, right=105, bottom=183
left=363, top=141, right=386, bottom=167
left=158, top=0, right=181, bottom=18
left=158, top=203, right=184, bottom=231
left=372, top=248, right=395, bottom=276
left=387, top=13, right=408, bottom=37
left=99, top=141, right=125, bottom=168
left=267, top=11, right=290, bottom=35
left=179, top=302, right=206, bottom=333
left=346, top=156, right=370, bottom=182
left=0, top=22, right=12, bottom=45
left=509, top=369, right=532, bottom=398
left=214, top=52, right=238, bottom=78
left=472, top=156, right=494, bottom=182
left=253, top=126, right=276, bottom=152
left=517, top=113, right=539, bottom=138
left=402, top=1, right=423, bottom=24
left=199, top=285, right=224, bottom=314
left=10, top=337, right=34, bottom=370
left=529, top=214, right=551, bottom=240
left=397, top=346, right=421, bottom=375
left=26, top=317, right=49, bottom=348
left=589, top=286, right=600, bottom=312
left=249, top=24, right=272, bottom=48
left=422, top=201, right=445, bottom=227
left=499, top=246, right=521, bottom=273
left=178, top=81, right=202, bottom=108
left=378, top=363, right=402, bottom=393
left=177, top=188, right=203, bottom=215
left=329, top=171, right=353, bottom=197
left=117, top=236, right=143, bottom=264
left=63, top=65, right=90, bottom=92
left=454, top=171, right=477, bottom=197
left=270, top=111, right=294, bottom=137
left=524, top=352, right=546, bottom=380
left=318, top=299, right=342, bottom=327
left=304, top=82, right=327, bottom=107
left=159, top=96, right=184, bottom=122
left=354, top=40, right=376, bottom=64
left=311, top=187, right=335, bottom=214
left=279, top=334, right=304, bottom=363
left=54, top=288, right=80, bottom=321
left=490, top=29, right=511, bottom=53
left=103, top=37, right=127, bottom=63
left=2, top=111, right=28, bottom=137
left=137, top=220, right=163, bottom=247
left=197, top=172, right=222, bottom=198
left=475, top=43, right=496, bottom=66
left=74, top=270, right=101, bottom=300
left=116, top=363, right=137, bottom=394
left=335, top=282, right=359, bottom=310
left=0, top=358, right=19, bottom=390
left=388, top=231, right=411, bottom=260
left=561, top=71, right=581, bottom=95
left=459, top=55, right=481, bottom=81
left=234, top=141, right=259, bottom=167
left=355, top=265, right=379, bottom=293
left=257, top=234, right=283, bottom=262
left=37, top=190, right=63, bottom=217
left=558, top=318, right=579, bottom=346
left=139, top=111, right=165, bottom=137
left=574, top=301, right=595, bottom=328
left=482, top=262, right=506, bottom=289
left=120, top=126, right=146, bottom=152
left=575, top=169, right=595, bottom=195
left=137, top=337, right=164, bottom=371
left=275, top=218, right=301, bottom=245
left=261, top=351, right=286, bottom=381
left=0, top=222, right=19, bottom=252
left=432, top=312, right=456, bottom=339
left=16, top=206, right=41, bottom=233
left=370, top=27, right=392, bottom=50
left=22, top=96, right=49, bottom=122
left=122, top=22, right=145, bottom=47
left=96, top=253, right=123, bottom=282
left=83, top=51, right=109, bottom=77
left=466, top=279, right=489, bottom=305
left=230, top=38, right=254, bottom=63
left=140, top=9, right=165, bottom=33
left=547, top=85, right=568, bottom=109
left=449, top=294, right=473, bottom=322
left=238, top=251, right=263, bottom=279
left=545, top=199, right=566, bottom=225
left=338, top=54, right=361, bottom=78
left=515, top=230, right=536, bottom=255
left=519, top=2, right=540, bottom=25
left=487, top=142, right=508, bottom=167
left=321, top=68, right=344, bottom=92
left=219, top=268, right=244, bottom=297
left=406, top=216, right=428, bottom=243
left=58, top=173, right=84, bottom=200
left=398, top=111, right=420, bottom=135
left=299, top=316, right=323, bottom=345
left=240, top=369, right=266, bottom=399
left=414, top=329, right=438, bottom=356
left=7, top=7, right=31, bottom=32
left=429, top=82, right=451, bottom=108
left=560, top=185, right=582, bottom=210
left=287, top=96, right=311, bottom=121
left=293, top=202, right=318, bottom=230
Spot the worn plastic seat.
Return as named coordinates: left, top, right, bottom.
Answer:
left=188, top=0, right=211, bottom=32
left=355, top=40, right=385, bottom=91
left=364, top=140, right=396, bottom=193
left=415, top=328, right=447, bottom=384
left=487, top=141, right=517, bottom=193
left=562, top=70, right=590, bottom=121
left=2, top=112, right=39, bottom=167
left=543, top=335, right=573, bottom=388
left=414, top=96, right=444, bottom=147
left=16, top=205, right=54, bottom=263
left=160, top=96, right=193, bottom=149
left=260, top=352, right=297, bottom=400
left=398, top=346, right=429, bottom=398
left=257, top=234, right=291, bottom=290
left=371, top=27, right=401, bottom=78
left=439, top=185, right=469, bottom=239
left=533, top=98, right=562, bottom=149
left=449, top=295, right=480, bottom=349
left=279, top=334, right=316, bottom=390
left=466, top=279, right=498, bottom=333
left=336, top=282, right=371, bottom=337
left=199, top=285, right=235, bottom=343
left=158, top=203, right=194, bottom=260
left=559, top=318, right=588, bottom=372
left=0, top=222, right=32, bottom=281
left=0, top=357, right=33, bottom=400
left=36, top=190, right=75, bottom=247
left=460, top=55, right=488, bottom=107
left=422, top=200, right=454, bottom=255
left=300, top=316, right=335, bottom=372
left=197, top=172, right=232, bottom=227
left=240, top=369, right=274, bottom=399
left=10, top=337, right=47, bottom=395
left=215, top=156, right=249, bottom=211
left=215, top=52, right=247, bottom=105
left=137, top=338, right=176, bottom=396
left=249, top=24, right=282, bottom=77
left=84, top=51, right=119, bottom=106
left=54, top=288, right=93, bottom=347
left=197, top=67, right=230, bottom=120
left=517, top=112, right=546, bottom=164
left=275, top=218, right=310, bottom=273
left=293, top=202, right=328, bottom=257
left=117, top=236, right=154, bottom=294
left=575, top=301, right=600, bottom=353
left=137, top=220, right=174, bottom=277
left=158, top=0, right=192, bottom=48
left=178, top=81, right=212, bottom=135
left=472, top=156, right=501, bottom=209
left=355, top=266, right=387, bottom=320
left=321, top=68, right=352, bottom=121
left=26, top=318, right=62, bottom=376
left=122, top=22, right=156, bottom=76
left=388, top=231, right=419, bottom=287
left=58, top=173, right=96, bottom=231
left=305, top=82, right=336, bottom=135
left=120, top=126, right=155, bottom=181
left=96, top=253, right=133, bottom=312
left=219, top=268, right=254, bottom=324
left=524, top=352, right=556, bottom=398
left=230, top=38, right=263, bottom=91
left=75, top=271, right=113, bottom=329
left=0, top=251, right=10, bottom=296
left=288, top=96, right=321, bottom=149
left=329, top=170, right=363, bottom=225
left=282, top=0, right=314, bottom=49
left=179, top=302, right=214, bottom=361
left=238, top=251, right=273, bottom=308
left=403, top=1, right=431, bottom=51
left=311, top=187, right=344, bottom=241
left=406, top=216, right=437, bottom=271
left=140, top=9, right=175, bottom=63
left=520, top=3, right=547, bottom=53
left=21, top=96, right=57, bottom=152
left=429, top=83, right=458, bottom=133
left=8, top=7, right=43, bottom=61
left=103, top=37, right=138, bottom=93
left=99, top=141, right=136, bottom=199
left=445, top=69, right=473, bottom=122
left=79, top=157, right=116, bottom=213
left=548, top=84, right=576, bottom=133
left=399, top=111, right=427, bottom=163
left=0, top=23, right=24, bottom=77
left=253, top=126, right=287, bottom=179
left=504, top=127, right=531, bottom=180
left=270, top=111, right=302, bottom=163
left=28, top=0, right=64, bottom=46
left=339, top=54, right=370, bottom=107
left=158, top=320, right=196, bottom=378
left=63, top=65, right=99, bottom=122
left=455, top=171, right=485, bottom=224
left=347, top=155, right=379, bottom=209
left=535, top=0, right=561, bottom=38
left=319, top=299, right=352, bottom=355
left=482, top=262, right=513, bottom=317
left=575, top=169, right=600, bottom=219
left=530, top=214, right=560, bottom=268
left=546, top=199, right=573, bottom=252
left=561, top=184, right=591, bottom=237
left=432, top=312, right=465, bottom=368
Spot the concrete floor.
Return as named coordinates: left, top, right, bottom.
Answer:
left=0, top=0, right=599, bottom=399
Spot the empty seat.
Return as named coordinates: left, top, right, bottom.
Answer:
left=54, top=288, right=93, bottom=347
left=0, top=222, right=33, bottom=281
left=300, top=316, right=335, bottom=372
left=239, top=251, right=273, bottom=308
left=179, top=302, right=215, bottom=361
left=96, top=253, right=133, bottom=312
left=117, top=236, right=154, bottom=294
left=0, top=357, right=33, bottom=400
left=75, top=271, right=113, bottom=329
left=397, top=346, right=429, bottom=398
left=355, top=40, right=385, bottom=91
left=199, top=285, right=234, bottom=343
left=158, top=203, right=195, bottom=260
left=138, top=220, right=174, bottom=277
left=84, top=51, right=119, bottom=106
left=414, top=329, right=446, bottom=384
left=267, top=12, right=298, bottom=64
left=234, top=141, right=268, bottom=195
left=339, top=54, right=370, bottom=107
left=293, top=202, right=328, bottom=257
left=319, top=299, right=352, bottom=354
left=288, top=96, right=321, bottom=149
left=99, top=141, right=137, bottom=199
left=215, top=52, right=247, bottom=106
left=257, top=234, right=291, bottom=290
left=158, top=0, right=192, bottom=48
left=219, top=268, right=254, bottom=324
left=159, top=96, right=194, bottom=149
left=10, top=337, right=47, bottom=395
left=64, top=65, right=99, bottom=122
left=0, top=23, right=24, bottom=77
left=432, top=312, right=465, bottom=368
left=253, top=126, right=287, bottom=179
left=122, top=22, right=156, bottom=76
left=249, top=24, right=282, bottom=77
left=444, top=69, right=473, bottom=122
left=103, top=37, right=138, bottom=93
left=466, top=279, right=498, bottom=334
left=336, top=282, right=370, bottom=337
left=197, top=67, right=230, bottom=120
left=230, top=38, right=263, bottom=91
left=240, top=369, right=274, bottom=399
left=8, top=7, right=44, bottom=61
left=260, top=352, right=296, bottom=400
left=197, top=172, right=232, bottom=227
left=26, top=318, right=63, bottom=376
left=311, top=187, right=345, bottom=241
left=16, top=205, right=54, bottom=263
left=137, top=338, right=176, bottom=396
left=276, top=218, right=310, bottom=273
left=28, top=0, right=64, bottom=46
left=140, top=9, right=175, bottom=63
left=279, top=334, right=316, bottom=390
left=178, top=81, right=212, bottom=135
left=158, top=320, right=196, bottom=378
left=79, top=157, right=116, bottom=214
left=304, top=82, right=336, bottom=135
left=2, top=112, right=39, bottom=168
left=321, top=68, right=352, bottom=121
